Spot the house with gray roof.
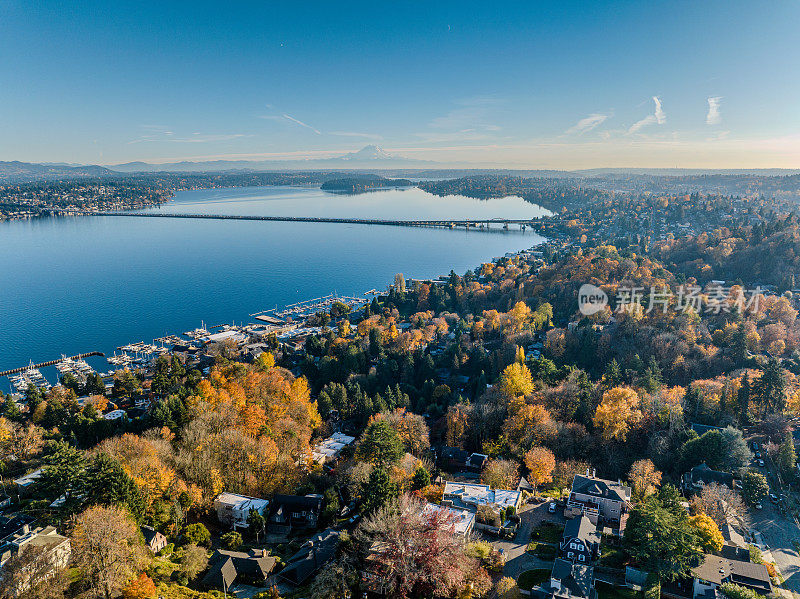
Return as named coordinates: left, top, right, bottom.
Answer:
left=531, top=558, right=597, bottom=599
left=682, top=463, right=734, bottom=495
left=559, top=514, right=600, bottom=564
left=201, top=548, right=276, bottom=591
left=691, top=554, right=772, bottom=598
left=566, top=472, right=631, bottom=526
left=278, top=528, right=341, bottom=586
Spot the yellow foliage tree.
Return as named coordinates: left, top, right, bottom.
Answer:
left=688, top=513, right=724, bottom=553
left=498, top=362, right=534, bottom=399
left=628, top=459, right=662, bottom=500
left=523, top=446, right=555, bottom=494
left=593, top=386, right=642, bottom=441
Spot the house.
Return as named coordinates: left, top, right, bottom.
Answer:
left=103, top=409, right=127, bottom=421
left=559, top=515, right=600, bottom=564
left=278, top=528, right=341, bottom=586
left=213, top=493, right=269, bottom=530
left=691, top=423, right=724, bottom=436
left=0, top=526, right=71, bottom=576
left=438, top=447, right=488, bottom=472
left=201, top=548, right=276, bottom=590
left=141, top=526, right=168, bottom=554
left=0, top=515, right=36, bottom=544
left=12, top=469, right=43, bottom=494
left=531, top=558, right=597, bottom=599
left=312, top=432, right=356, bottom=464
left=691, top=554, right=772, bottom=598
left=423, top=502, right=475, bottom=536
left=682, top=463, right=734, bottom=495
left=566, top=472, right=631, bottom=526
left=442, top=481, right=522, bottom=513
left=268, top=494, right=324, bottom=531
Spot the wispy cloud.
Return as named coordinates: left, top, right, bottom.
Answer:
left=706, top=96, right=722, bottom=125
left=628, top=96, right=665, bottom=134
left=565, top=113, right=609, bottom=135
left=428, top=97, right=501, bottom=130
left=128, top=127, right=250, bottom=144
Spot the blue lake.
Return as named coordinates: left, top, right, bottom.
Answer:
left=0, top=185, right=548, bottom=388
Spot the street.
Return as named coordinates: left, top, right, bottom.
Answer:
left=751, top=501, right=800, bottom=596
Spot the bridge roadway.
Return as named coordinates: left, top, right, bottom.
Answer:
left=54, top=210, right=537, bottom=230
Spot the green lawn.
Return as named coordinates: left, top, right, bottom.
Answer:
left=518, top=568, right=552, bottom=590
left=595, top=581, right=642, bottom=599
left=526, top=542, right=557, bottom=559
left=530, top=523, right=564, bottom=544
left=599, top=545, right=627, bottom=569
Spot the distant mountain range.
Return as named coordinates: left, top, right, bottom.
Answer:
left=0, top=161, right=115, bottom=181
left=4, top=147, right=800, bottom=182
left=110, top=145, right=436, bottom=173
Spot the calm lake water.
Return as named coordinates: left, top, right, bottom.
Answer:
left=0, top=185, right=548, bottom=388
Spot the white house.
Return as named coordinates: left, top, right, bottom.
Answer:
left=441, top=481, right=522, bottom=513
left=213, top=493, right=269, bottom=530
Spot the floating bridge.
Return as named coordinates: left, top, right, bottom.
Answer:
left=53, top=210, right=537, bottom=230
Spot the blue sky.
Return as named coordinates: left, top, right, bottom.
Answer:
left=2, top=0, right=799, bottom=168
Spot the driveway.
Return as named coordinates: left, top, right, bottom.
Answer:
left=751, top=502, right=800, bottom=596
left=492, top=501, right=564, bottom=578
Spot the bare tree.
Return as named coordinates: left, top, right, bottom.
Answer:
left=356, top=494, right=490, bottom=599
left=693, top=482, right=749, bottom=529
left=71, top=505, right=147, bottom=599
left=180, top=543, right=210, bottom=581
left=0, top=544, right=69, bottom=599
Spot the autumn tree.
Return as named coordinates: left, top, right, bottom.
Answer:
left=692, top=482, right=748, bottom=529
left=593, top=386, right=642, bottom=441
left=356, top=495, right=491, bottom=599
left=498, top=362, right=534, bottom=399
left=628, top=459, right=662, bottom=500
left=688, top=513, right=724, bottom=553
left=122, top=573, right=156, bottom=599
left=180, top=544, right=210, bottom=581
left=482, top=459, right=520, bottom=490
left=523, top=447, right=555, bottom=495
left=71, top=505, right=147, bottom=599
left=0, top=544, right=69, bottom=599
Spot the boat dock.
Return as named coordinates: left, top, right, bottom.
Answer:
left=0, top=351, right=105, bottom=377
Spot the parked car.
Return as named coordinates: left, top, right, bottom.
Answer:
left=755, top=502, right=763, bottom=510
left=770, top=494, right=779, bottom=503
left=758, top=459, right=765, bottom=467
left=548, top=502, right=557, bottom=513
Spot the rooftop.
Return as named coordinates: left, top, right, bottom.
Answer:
left=443, top=481, right=521, bottom=510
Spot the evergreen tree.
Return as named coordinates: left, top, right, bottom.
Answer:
left=777, top=431, right=797, bottom=474
left=360, top=467, right=398, bottom=514
left=411, top=464, right=432, bottom=491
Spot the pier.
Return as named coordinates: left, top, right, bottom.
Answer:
left=0, top=351, right=105, bottom=377
left=52, top=210, right=537, bottom=230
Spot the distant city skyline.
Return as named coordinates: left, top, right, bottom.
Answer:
left=2, top=1, right=800, bottom=168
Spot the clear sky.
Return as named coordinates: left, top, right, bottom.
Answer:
left=2, top=0, right=800, bottom=168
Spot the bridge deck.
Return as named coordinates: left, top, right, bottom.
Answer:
left=53, top=210, right=537, bottom=229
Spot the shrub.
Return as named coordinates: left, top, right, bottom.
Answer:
left=182, top=523, right=211, bottom=547
left=221, top=531, right=243, bottom=550
left=720, top=583, right=762, bottom=599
